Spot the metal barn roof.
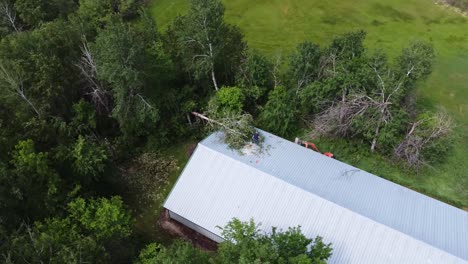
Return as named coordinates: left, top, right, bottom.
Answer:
left=164, top=130, right=468, bottom=263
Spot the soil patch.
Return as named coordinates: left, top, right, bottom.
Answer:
left=159, top=209, right=218, bottom=251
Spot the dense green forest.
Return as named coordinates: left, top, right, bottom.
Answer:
left=0, top=0, right=463, bottom=262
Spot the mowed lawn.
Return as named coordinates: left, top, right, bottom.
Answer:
left=150, top=0, right=468, bottom=207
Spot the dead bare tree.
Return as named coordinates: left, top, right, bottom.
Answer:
left=76, top=38, right=111, bottom=114
left=0, top=0, right=20, bottom=32
left=308, top=92, right=373, bottom=139
left=366, top=53, right=423, bottom=151
left=395, top=111, right=453, bottom=168
left=0, top=62, right=41, bottom=117
left=310, top=73, right=406, bottom=151
left=310, top=41, right=434, bottom=152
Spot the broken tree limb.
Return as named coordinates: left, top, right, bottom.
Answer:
left=191, top=112, right=244, bottom=136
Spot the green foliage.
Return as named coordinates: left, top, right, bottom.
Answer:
left=135, top=241, right=212, bottom=264
left=9, top=139, right=59, bottom=219
left=288, top=41, right=321, bottom=91
left=15, top=0, right=77, bottom=27
left=236, top=51, right=274, bottom=112
left=165, top=0, right=246, bottom=88
left=71, top=136, right=108, bottom=182
left=328, top=30, right=366, bottom=60
left=208, top=86, right=246, bottom=115
left=259, top=86, right=297, bottom=137
left=295, top=32, right=372, bottom=115
left=69, top=100, right=97, bottom=136
left=218, top=218, right=332, bottom=263
left=419, top=117, right=453, bottom=164
left=122, top=153, right=177, bottom=208
left=219, top=113, right=256, bottom=150
left=12, top=139, right=49, bottom=177
left=67, top=196, right=132, bottom=241
left=78, top=0, right=139, bottom=28
left=0, top=19, right=82, bottom=116
left=237, top=51, right=274, bottom=90
left=92, top=18, right=159, bottom=138
left=396, top=41, right=435, bottom=90
left=5, top=219, right=105, bottom=264
left=4, top=196, right=132, bottom=263
left=136, top=219, right=332, bottom=264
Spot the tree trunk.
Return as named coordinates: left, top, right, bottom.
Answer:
left=211, top=68, right=219, bottom=91
left=186, top=113, right=192, bottom=126
left=24, top=97, right=41, bottom=118
left=371, top=108, right=386, bottom=152
left=371, top=126, right=379, bottom=152
left=19, top=90, right=41, bottom=118
left=207, top=41, right=219, bottom=91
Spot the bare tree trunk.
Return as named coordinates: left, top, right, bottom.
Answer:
left=186, top=113, right=192, bottom=126
left=371, top=107, right=386, bottom=152
left=208, top=42, right=218, bottom=91
left=211, top=66, right=219, bottom=91
left=77, top=38, right=111, bottom=114
left=0, top=0, right=20, bottom=32
left=0, top=63, right=41, bottom=117
left=272, top=55, right=282, bottom=88
left=191, top=112, right=243, bottom=135
left=203, top=15, right=218, bottom=92
left=370, top=126, right=379, bottom=151
left=19, top=91, right=41, bottom=118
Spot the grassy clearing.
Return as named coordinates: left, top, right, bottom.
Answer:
left=130, top=140, right=196, bottom=244
left=150, top=0, right=468, bottom=207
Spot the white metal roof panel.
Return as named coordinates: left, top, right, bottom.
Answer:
left=164, top=130, right=468, bottom=263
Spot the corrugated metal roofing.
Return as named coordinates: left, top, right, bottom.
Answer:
left=164, top=130, right=468, bottom=263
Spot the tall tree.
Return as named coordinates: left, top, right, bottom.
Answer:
left=166, top=0, right=246, bottom=91
left=395, top=110, right=453, bottom=168
left=0, top=0, right=21, bottom=33
left=219, top=219, right=332, bottom=264
left=135, top=241, right=211, bottom=264
left=0, top=19, right=82, bottom=117
left=0, top=61, right=40, bottom=117
left=3, top=196, right=132, bottom=264
left=135, top=218, right=332, bottom=264
left=259, top=86, right=297, bottom=137
left=91, top=18, right=159, bottom=138
left=289, top=41, right=322, bottom=95
left=14, top=0, right=77, bottom=28
left=6, top=140, right=60, bottom=221
left=77, top=0, right=139, bottom=29
left=236, top=51, right=274, bottom=112
left=309, top=41, right=435, bottom=152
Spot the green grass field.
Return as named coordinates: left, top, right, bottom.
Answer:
left=150, top=0, right=468, bottom=208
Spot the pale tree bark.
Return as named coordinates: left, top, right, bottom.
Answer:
left=395, top=111, right=453, bottom=168
left=77, top=38, right=111, bottom=114
left=191, top=111, right=243, bottom=136
left=271, top=55, right=282, bottom=88
left=136, top=93, right=154, bottom=110
left=0, top=62, right=41, bottom=117
left=183, top=12, right=220, bottom=91
left=25, top=224, right=45, bottom=264
left=367, top=63, right=416, bottom=151
left=211, top=66, right=218, bottom=91
left=204, top=17, right=218, bottom=91
left=0, top=0, right=20, bottom=32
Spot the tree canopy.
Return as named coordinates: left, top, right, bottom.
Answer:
left=135, top=218, right=332, bottom=264
left=0, top=0, right=453, bottom=262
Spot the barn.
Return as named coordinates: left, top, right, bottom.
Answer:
left=163, top=130, right=468, bottom=263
